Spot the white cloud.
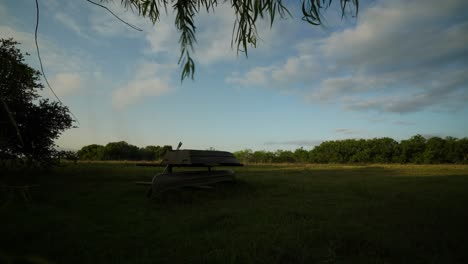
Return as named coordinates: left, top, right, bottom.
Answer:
left=227, top=0, right=468, bottom=113
left=55, top=12, right=80, bottom=33
left=0, top=25, right=90, bottom=72
left=226, top=66, right=276, bottom=87
left=313, top=1, right=468, bottom=74
left=139, top=4, right=242, bottom=63
left=54, top=12, right=90, bottom=39
left=144, top=16, right=178, bottom=55
left=88, top=3, right=179, bottom=57
left=90, top=8, right=144, bottom=37
left=50, top=73, right=82, bottom=97
left=0, top=25, right=98, bottom=104
left=306, top=75, right=392, bottom=102
left=271, top=55, right=322, bottom=82
left=192, top=4, right=298, bottom=65
left=343, top=68, right=468, bottom=113
left=88, top=2, right=295, bottom=65
left=191, top=5, right=238, bottom=64
left=0, top=25, right=39, bottom=53
left=112, top=62, right=175, bottom=109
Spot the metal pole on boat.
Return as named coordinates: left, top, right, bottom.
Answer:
left=161, top=141, right=182, bottom=174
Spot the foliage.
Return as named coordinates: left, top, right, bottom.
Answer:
left=233, top=135, right=468, bottom=164
left=76, top=141, right=172, bottom=161
left=0, top=38, right=74, bottom=167
left=76, top=144, right=105, bottom=160
left=100, top=0, right=358, bottom=80
left=58, top=150, right=79, bottom=163
left=76, top=135, right=467, bottom=164
left=102, top=141, right=141, bottom=160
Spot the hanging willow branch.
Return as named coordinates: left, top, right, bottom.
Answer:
left=35, top=0, right=79, bottom=123
left=98, top=0, right=358, bottom=81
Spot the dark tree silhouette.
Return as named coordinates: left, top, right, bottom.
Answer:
left=0, top=38, right=74, bottom=166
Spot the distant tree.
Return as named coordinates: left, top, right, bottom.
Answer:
left=103, top=141, right=140, bottom=160
left=145, top=145, right=163, bottom=160
left=233, top=149, right=253, bottom=163
left=76, top=143, right=175, bottom=161
left=423, top=137, right=446, bottom=164
left=366, top=137, right=398, bottom=163
left=251, top=150, right=274, bottom=163
left=340, top=139, right=364, bottom=163
left=457, top=138, right=468, bottom=164
left=443, top=136, right=458, bottom=163
left=274, top=150, right=295, bottom=163
left=73, top=134, right=465, bottom=163
left=139, top=145, right=157, bottom=160
left=0, top=38, right=74, bottom=167
left=310, top=141, right=342, bottom=163
left=294, top=147, right=309, bottom=163
left=398, top=135, right=426, bottom=163
left=77, top=144, right=105, bottom=160
left=59, top=150, right=78, bottom=164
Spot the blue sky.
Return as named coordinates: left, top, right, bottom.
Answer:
left=1, top=0, right=467, bottom=151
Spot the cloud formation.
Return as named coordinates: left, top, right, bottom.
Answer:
left=50, top=73, right=82, bottom=97
left=0, top=25, right=94, bottom=94
left=88, top=2, right=293, bottom=66
left=54, top=12, right=91, bottom=40
left=226, top=66, right=276, bottom=87
left=112, top=62, right=174, bottom=109
left=227, top=0, right=468, bottom=113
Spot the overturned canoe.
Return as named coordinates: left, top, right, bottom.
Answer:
left=161, top=150, right=242, bottom=170
left=140, top=149, right=242, bottom=196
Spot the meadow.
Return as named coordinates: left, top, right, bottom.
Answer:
left=1, top=163, right=468, bottom=263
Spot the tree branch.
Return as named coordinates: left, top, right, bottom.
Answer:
left=86, top=0, right=143, bottom=31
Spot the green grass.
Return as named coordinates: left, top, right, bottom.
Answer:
left=1, top=163, right=468, bottom=263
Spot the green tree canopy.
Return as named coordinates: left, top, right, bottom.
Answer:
left=76, top=135, right=467, bottom=164
left=77, top=142, right=173, bottom=161
left=103, top=141, right=141, bottom=160
left=77, top=144, right=105, bottom=160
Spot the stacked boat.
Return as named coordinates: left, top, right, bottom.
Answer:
left=137, top=146, right=242, bottom=197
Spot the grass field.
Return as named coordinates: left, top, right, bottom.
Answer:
left=1, top=163, right=468, bottom=263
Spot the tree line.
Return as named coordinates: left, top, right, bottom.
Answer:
left=233, top=135, right=468, bottom=164
left=77, top=141, right=173, bottom=161
left=76, top=135, right=467, bottom=164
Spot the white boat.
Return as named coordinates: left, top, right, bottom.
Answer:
left=136, top=145, right=242, bottom=197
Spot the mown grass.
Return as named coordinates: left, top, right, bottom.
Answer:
left=1, top=163, right=468, bottom=263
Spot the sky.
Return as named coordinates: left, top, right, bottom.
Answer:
left=1, top=0, right=467, bottom=151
